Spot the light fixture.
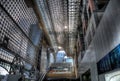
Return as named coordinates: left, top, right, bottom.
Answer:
left=65, top=26, right=68, bottom=29
left=64, top=56, right=68, bottom=59
left=58, top=46, right=62, bottom=49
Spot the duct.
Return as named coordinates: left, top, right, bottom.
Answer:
left=35, top=0, right=57, bottom=51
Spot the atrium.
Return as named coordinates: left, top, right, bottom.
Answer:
left=0, top=0, right=120, bottom=81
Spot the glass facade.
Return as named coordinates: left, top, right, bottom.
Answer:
left=97, top=44, right=120, bottom=74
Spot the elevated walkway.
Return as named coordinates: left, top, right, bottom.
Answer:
left=47, top=63, right=76, bottom=79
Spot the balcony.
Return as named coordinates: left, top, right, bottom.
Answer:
left=84, top=11, right=104, bottom=49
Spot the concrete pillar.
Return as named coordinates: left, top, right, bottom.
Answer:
left=90, top=62, right=98, bottom=81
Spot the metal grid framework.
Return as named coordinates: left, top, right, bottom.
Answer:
left=38, top=0, right=80, bottom=53
left=37, top=0, right=57, bottom=51
left=0, top=61, right=11, bottom=72
left=68, top=0, right=80, bottom=53
left=0, top=0, right=37, bottom=36
left=0, top=0, right=38, bottom=65
left=48, top=0, right=69, bottom=27
left=48, top=0, right=64, bottom=31
left=0, top=48, right=14, bottom=63
left=48, top=0, right=68, bottom=45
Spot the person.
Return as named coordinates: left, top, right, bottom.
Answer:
left=56, top=50, right=66, bottom=63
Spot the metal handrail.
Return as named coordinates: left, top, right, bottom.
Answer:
left=41, top=72, right=47, bottom=81
left=39, top=72, right=47, bottom=81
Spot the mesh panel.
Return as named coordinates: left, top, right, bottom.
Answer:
left=0, top=48, right=14, bottom=63
left=0, top=4, right=36, bottom=64
left=0, top=60, right=11, bottom=71
left=0, top=0, right=37, bottom=36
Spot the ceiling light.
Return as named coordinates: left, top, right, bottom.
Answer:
left=64, top=56, right=68, bottom=59
left=58, top=46, right=62, bottom=49
left=65, top=26, right=68, bottom=29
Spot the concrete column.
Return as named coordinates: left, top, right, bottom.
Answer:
left=90, top=62, right=98, bottom=81
left=80, top=75, right=82, bottom=81
left=40, top=46, right=47, bottom=72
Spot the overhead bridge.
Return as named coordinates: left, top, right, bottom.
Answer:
left=46, top=63, right=76, bottom=79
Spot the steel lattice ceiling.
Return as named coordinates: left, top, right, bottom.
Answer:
left=37, top=0, right=81, bottom=54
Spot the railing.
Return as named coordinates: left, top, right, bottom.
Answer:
left=47, top=63, right=74, bottom=75
left=39, top=66, right=51, bottom=81
left=39, top=72, right=47, bottom=81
